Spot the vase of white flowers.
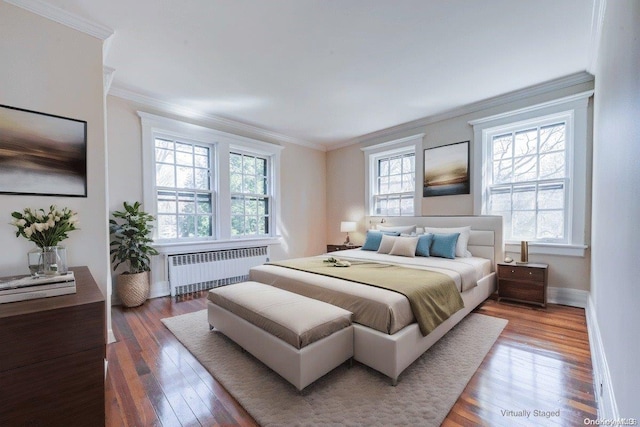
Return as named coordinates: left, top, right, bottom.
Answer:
left=12, top=206, right=78, bottom=276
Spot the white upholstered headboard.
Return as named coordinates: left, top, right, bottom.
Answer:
left=365, top=215, right=504, bottom=271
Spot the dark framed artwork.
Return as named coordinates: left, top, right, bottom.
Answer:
left=0, top=104, right=87, bottom=197
left=423, top=140, right=470, bottom=197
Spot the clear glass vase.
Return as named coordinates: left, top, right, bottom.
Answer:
left=27, top=246, right=67, bottom=276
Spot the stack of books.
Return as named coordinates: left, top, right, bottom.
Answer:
left=0, top=271, right=76, bottom=304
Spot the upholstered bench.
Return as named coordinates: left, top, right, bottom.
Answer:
left=207, top=281, right=354, bottom=390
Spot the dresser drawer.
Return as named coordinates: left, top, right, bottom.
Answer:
left=499, top=280, right=544, bottom=304
left=498, top=265, right=545, bottom=282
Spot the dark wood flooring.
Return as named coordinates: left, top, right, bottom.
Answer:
left=106, top=294, right=597, bottom=426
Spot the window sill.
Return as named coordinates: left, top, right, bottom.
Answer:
left=153, top=236, right=282, bottom=255
left=505, top=242, right=588, bottom=257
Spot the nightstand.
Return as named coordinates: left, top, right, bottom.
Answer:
left=497, top=262, right=548, bottom=307
left=327, top=244, right=361, bottom=253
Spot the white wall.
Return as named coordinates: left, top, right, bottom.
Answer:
left=591, top=0, right=640, bottom=417
left=106, top=95, right=327, bottom=296
left=327, top=80, right=594, bottom=292
left=0, top=4, right=110, bottom=304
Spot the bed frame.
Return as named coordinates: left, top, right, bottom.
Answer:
left=348, top=215, right=504, bottom=384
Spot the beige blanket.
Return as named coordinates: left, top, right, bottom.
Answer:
left=267, top=258, right=464, bottom=336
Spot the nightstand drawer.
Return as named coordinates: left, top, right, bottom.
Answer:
left=499, top=280, right=544, bottom=303
left=498, top=265, right=545, bottom=282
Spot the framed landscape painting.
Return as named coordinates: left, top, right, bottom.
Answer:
left=423, top=140, right=470, bottom=197
left=0, top=104, right=87, bottom=197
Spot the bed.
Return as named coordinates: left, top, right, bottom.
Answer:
left=249, top=215, right=504, bottom=384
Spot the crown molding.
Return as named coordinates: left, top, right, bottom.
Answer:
left=5, top=0, right=114, bottom=40
left=327, top=71, right=594, bottom=151
left=109, top=85, right=326, bottom=152
left=587, top=0, right=607, bottom=74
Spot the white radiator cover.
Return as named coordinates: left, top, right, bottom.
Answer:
left=168, top=246, right=269, bottom=297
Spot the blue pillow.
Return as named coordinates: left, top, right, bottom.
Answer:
left=361, top=230, right=400, bottom=251
left=430, top=233, right=460, bottom=259
left=415, top=233, right=433, bottom=257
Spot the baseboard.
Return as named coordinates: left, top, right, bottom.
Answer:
left=547, top=286, right=588, bottom=308
left=149, top=280, right=170, bottom=299
left=108, top=328, right=116, bottom=344
left=586, top=294, right=619, bottom=419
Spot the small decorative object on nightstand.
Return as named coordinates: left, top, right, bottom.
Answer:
left=340, top=221, right=357, bottom=246
left=327, top=244, right=361, bottom=253
left=497, top=262, right=548, bottom=307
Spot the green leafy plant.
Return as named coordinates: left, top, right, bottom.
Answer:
left=109, top=202, right=159, bottom=274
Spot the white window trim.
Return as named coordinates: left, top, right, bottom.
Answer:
left=469, top=91, right=593, bottom=257
left=139, top=111, right=283, bottom=251
left=362, top=134, right=424, bottom=217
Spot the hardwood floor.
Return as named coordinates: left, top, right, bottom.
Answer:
left=106, top=294, right=597, bottom=426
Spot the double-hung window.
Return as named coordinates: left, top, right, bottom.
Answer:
left=230, top=151, right=270, bottom=237
left=363, top=134, right=423, bottom=217
left=487, top=120, right=569, bottom=242
left=155, top=137, right=215, bottom=239
left=471, top=91, right=592, bottom=255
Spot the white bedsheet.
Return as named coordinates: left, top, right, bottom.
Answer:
left=328, top=248, right=491, bottom=292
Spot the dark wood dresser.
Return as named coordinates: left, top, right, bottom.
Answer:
left=0, top=266, right=106, bottom=426
left=497, top=262, right=549, bottom=307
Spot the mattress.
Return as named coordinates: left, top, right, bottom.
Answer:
left=249, top=250, right=492, bottom=335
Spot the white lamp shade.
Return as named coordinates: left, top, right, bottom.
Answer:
left=340, top=221, right=357, bottom=232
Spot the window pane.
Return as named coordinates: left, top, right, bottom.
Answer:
left=493, top=159, right=512, bottom=184
left=156, top=164, right=175, bottom=187
left=538, top=182, right=564, bottom=210
left=175, top=142, right=192, bottom=153
left=157, top=215, right=177, bottom=239
left=402, top=174, right=414, bottom=192
left=489, top=187, right=511, bottom=212
left=258, top=217, right=268, bottom=235
left=156, top=148, right=174, bottom=163
left=231, top=197, right=244, bottom=215
left=400, top=196, right=413, bottom=215
left=389, top=175, right=402, bottom=193
left=514, top=129, right=537, bottom=157
left=258, top=198, right=267, bottom=215
left=378, top=177, right=389, bottom=194
left=512, top=211, right=535, bottom=239
left=538, top=211, right=564, bottom=239
left=178, top=215, right=195, bottom=238
left=379, top=159, right=389, bottom=176
left=231, top=216, right=244, bottom=236
left=197, top=193, right=212, bottom=214
left=194, top=153, right=208, bottom=168
left=175, top=150, right=192, bottom=166
left=176, top=166, right=194, bottom=188
left=512, top=185, right=536, bottom=210
left=197, top=216, right=211, bottom=237
left=513, top=155, right=537, bottom=182
left=230, top=173, right=242, bottom=193
left=540, top=124, right=565, bottom=153
left=539, top=152, right=565, bottom=179
left=402, top=156, right=413, bottom=173
left=387, top=197, right=400, bottom=216
left=389, top=158, right=401, bottom=175
left=230, top=153, right=242, bottom=172
left=244, top=175, right=257, bottom=194
left=492, top=134, right=512, bottom=160
left=178, top=193, right=195, bottom=214
left=157, top=191, right=176, bottom=213
left=155, top=138, right=174, bottom=150
left=245, top=197, right=258, bottom=215
left=256, top=158, right=266, bottom=176
left=194, top=168, right=209, bottom=190
left=244, top=156, right=256, bottom=175
left=256, top=177, right=266, bottom=194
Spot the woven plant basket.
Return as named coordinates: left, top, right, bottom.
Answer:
left=116, top=271, right=150, bottom=308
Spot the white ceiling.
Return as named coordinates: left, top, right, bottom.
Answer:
left=36, top=0, right=593, bottom=148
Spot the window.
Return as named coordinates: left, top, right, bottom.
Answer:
left=471, top=91, right=592, bottom=255
left=373, top=152, right=415, bottom=216
left=140, top=112, right=283, bottom=246
left=155, top=137, right=214, bottom=239
left=363, top=134, right=423, bottom=217
left=230, top=152, right=270, bottom=237
left=487, top=120, right=568, bottom=242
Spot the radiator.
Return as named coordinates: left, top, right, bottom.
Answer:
left=168, top=246, right=269, bottom=297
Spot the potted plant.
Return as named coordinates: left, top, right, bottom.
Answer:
left=109, top=201, right=159, bottom=307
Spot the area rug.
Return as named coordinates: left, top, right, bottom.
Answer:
left=162, top=310, right=507, bottom=427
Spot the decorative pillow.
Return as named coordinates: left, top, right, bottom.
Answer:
left=377, top=234, right=398, bottom=254
left=376, top=224, right=417, bottom=235
left=423, top=226, right=472, bottom=257
left=389, top=236, right=419, bottom=257
left=361, top=230, right=400, bottom=251
left=430, top=233, right=460, bottom=259
left=415, top=233, right=433, bottom=257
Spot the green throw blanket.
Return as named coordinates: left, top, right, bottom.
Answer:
left=267, top=258, right=464, bottom=336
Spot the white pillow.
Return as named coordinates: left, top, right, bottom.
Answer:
left=377, top=234, right=397, bottom=254
left=389, top=236, right=419, bottom=257
left=376, top=224, right=417, bottom=235
left=423, top=226, right=472, bottom=257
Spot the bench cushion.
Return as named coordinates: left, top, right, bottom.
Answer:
left=208, top=281, right=352, bottom=349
